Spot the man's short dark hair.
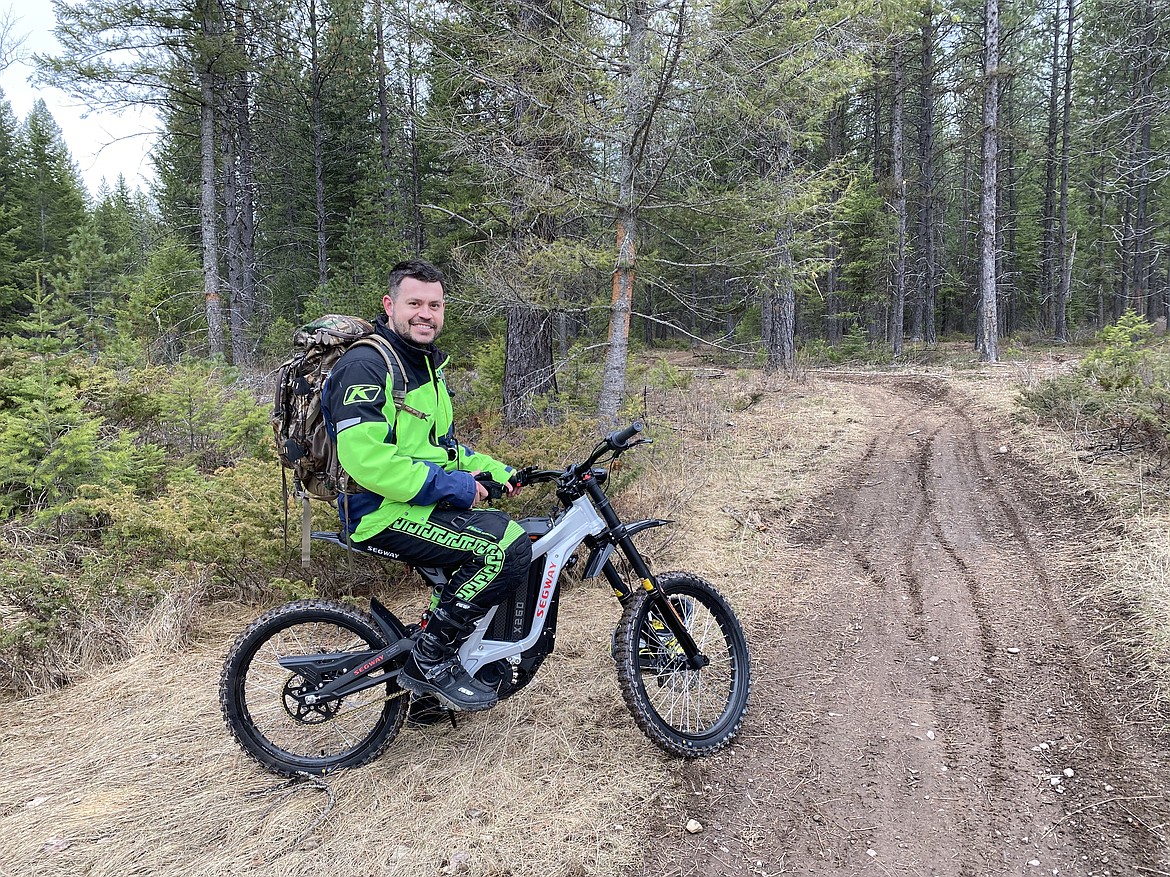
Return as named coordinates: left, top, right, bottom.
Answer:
left=388, top=259, right=445, bottom=300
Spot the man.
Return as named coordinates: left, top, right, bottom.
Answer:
left=321, top=259, right=531, bottom=712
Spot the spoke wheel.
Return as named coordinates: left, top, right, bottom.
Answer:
left=220, top=600, right=407, bottom=775
left=614, top=572, right=751, bottom=756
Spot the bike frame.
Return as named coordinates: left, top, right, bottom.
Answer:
left=289, top=444, right=708, bottom=707
left=460, top=494, right=605, bottom=675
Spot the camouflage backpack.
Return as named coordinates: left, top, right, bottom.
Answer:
left=272, top=314, right=408, bottom=564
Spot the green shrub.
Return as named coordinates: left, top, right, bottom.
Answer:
left=1020, top=311, right=1170, bottom=465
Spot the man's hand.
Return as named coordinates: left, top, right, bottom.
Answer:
left=470, top=471, right=490, bottom=506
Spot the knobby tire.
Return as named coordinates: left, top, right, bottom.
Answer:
left=219, top=600, right=407, bottom=776
left=614, top=572, right=751, bottom=756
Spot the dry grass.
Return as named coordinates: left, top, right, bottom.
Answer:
left=0, top=562, right=211, bottom=695
left=0, top=587, right=672, bottom=877
left=9, top=352, right=1165, bottom=877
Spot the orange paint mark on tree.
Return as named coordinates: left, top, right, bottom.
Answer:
left=608, top=221, right=636, bottom=345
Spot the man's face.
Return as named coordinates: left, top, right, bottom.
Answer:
left=384, top=277, right=445, bottom=345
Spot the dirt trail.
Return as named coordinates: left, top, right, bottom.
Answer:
left=644, top=373, right=1170, bottom=876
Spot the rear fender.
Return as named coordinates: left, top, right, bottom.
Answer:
left=370, top=596, right=411, bottom=642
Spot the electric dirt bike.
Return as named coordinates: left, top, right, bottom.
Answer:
left=219, top=422, right=752, bottom=776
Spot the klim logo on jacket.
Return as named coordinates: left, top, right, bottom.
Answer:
left=344, top=384, right=383, bottom=405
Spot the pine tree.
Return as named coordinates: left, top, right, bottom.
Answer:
left=16, top=101, right=87, bottom=282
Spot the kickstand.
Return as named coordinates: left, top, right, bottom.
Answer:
left=446, top=709, right=458, bottom=729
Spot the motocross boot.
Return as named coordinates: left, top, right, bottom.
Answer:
left=399, top=606, right=498, bottom=712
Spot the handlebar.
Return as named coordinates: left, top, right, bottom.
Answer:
left=513, top=421, right=649, bottom=490
left=609, top=420, right=644, bottom=448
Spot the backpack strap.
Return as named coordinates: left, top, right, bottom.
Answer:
left=347, top=335, right=429, bottom=420
left=348, top=335, right=406, bottom=411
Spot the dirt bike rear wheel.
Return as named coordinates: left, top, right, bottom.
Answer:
left=219, top=600, right=407, bottom=775
left=614, top=572, right=751, bottom=756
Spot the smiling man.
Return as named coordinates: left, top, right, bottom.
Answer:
left=321, top=259, right=531, bottom=712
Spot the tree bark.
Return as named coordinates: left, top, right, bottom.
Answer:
left=1132, top=0, right=1154, bottom=318
left=762, top=138, right=797, bottom=372
left=502, top=0, right=559, bottom=427
left=222, top=92, right=246, bottom=364
left=373, top=0, right=397, bottom=234
left=978, top=0, right=1000, bottom=361
left=309, top=0, right=328, bottom=291
left=503, top=304, right=557, bottom=426
left=599, top=213, right=638, bottom=420
left=1002, top=78, right=1017, bottom=336
left=917, top=2, right=937, bottom=345
left=405, top=1, right=423, bottom=253
left=598, top=0, right=650, bottom=422
left=1054, top=0, right=1075, bottom=341
left=763, top=216, right=797, bottom=372
left=826, top=100, right=843, bottom=345
left=197, top=0, right=225, bottom=359
left=891, top=40, right=907, bottom=356
left=1040, top=6, right=1061, bottom=334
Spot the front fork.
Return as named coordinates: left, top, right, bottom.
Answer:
left=580, top=475, right=708, bottom=670
left=601, top=554, right=709, bottom=672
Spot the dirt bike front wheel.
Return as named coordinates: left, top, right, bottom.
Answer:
left=219, top=599, right=408, bottom=776
left=614, top=571, right=751, bottom=756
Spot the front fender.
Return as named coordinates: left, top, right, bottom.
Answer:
left=582, top=518, right=673, bottom=579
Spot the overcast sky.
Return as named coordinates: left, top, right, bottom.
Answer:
left=1, top=3, right=158, bottom=197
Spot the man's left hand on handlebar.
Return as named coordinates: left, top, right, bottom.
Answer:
left=470, top=471, right=523, bottom=506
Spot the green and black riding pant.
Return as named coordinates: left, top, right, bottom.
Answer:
left=359, top=508, right=532, bottom=621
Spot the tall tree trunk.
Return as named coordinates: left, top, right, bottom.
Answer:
left=599, top=209, right=638, bottom=420
left=373, top=0, right=396, bottom=233
left=1119, top=147, right=1136, bottom=317
left=226, top=0, right=257, bottom=363
left=1002, top=81, right=1018, bottom=336
left=598, top=0, right=650, bottom=421
left=917, top=2, right=938, bottom=345
left=763, top=215, right=797, bottom=372
left=405, top=1, right=424, bottom=253
left=502, top=0, right=558, bottom=427
left=1054, top=0, right=1075, bottom=341
left=222, top=90, right=247, bottom=364
left=762, top=141, right=797, bottom=372
left=197, top=0, right=225, bottom=359
left=891, top=41, right=907, bottom=356
left=311, top=0, right=329, bottom=292
left=826, top=100, right=843, bottom=345
left=1132, top=0, right=1154, bottom=318
left=504, top=305, right=556, bottom=425
left=978, top=0, right=1000, bottom=361
left=309, top=0, right=328, bottom=290
left=1040, top=6, right=1061, bottom=334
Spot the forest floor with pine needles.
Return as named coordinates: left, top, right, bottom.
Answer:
left=2, top=353, right=1169, bottom=877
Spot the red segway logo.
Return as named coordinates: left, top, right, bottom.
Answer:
left=356, top=654, right=385, bottom=675
left=534, top=563, right=557, bottom=619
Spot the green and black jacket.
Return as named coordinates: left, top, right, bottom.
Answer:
left=321, top=316, right=513, bottom=540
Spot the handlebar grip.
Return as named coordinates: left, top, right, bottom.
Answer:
left=474, top=471, right=505, bottom=500
left=611, top=421, right=644, bottom=447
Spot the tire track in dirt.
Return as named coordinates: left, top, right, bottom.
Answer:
left=642, top=373, right=1170, bottom=877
